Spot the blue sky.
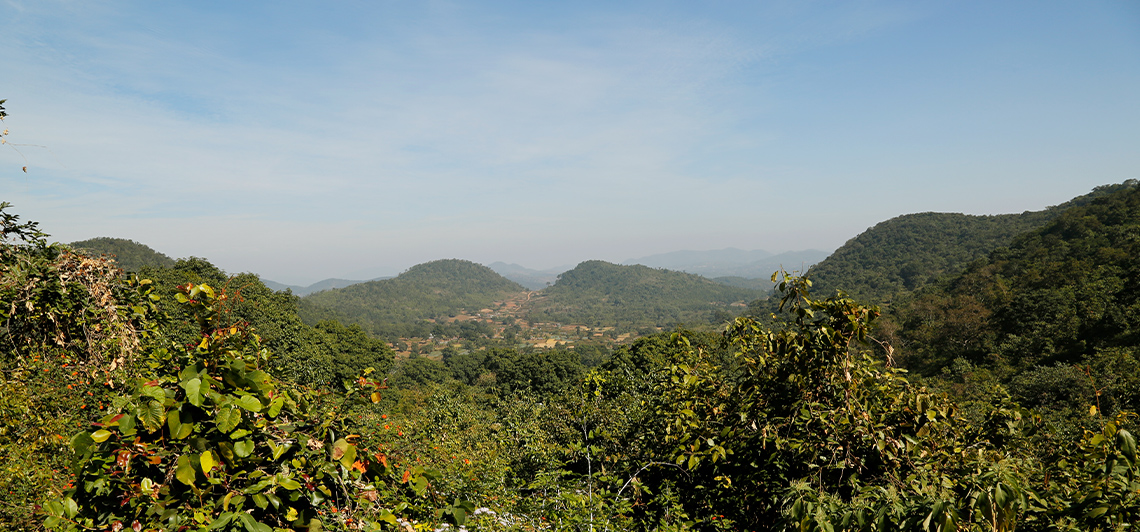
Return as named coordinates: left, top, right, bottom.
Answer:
left=3, top=0, right=1138, bottom=285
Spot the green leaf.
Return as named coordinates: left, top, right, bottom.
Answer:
left=1117, top=429, right=1137, bottom=465
left=268, top=396, right=284, bottom=418
left=90, top=429, right=112, bottom=443
left=237, top=395, right=263, bottom=412
left=230, top=429, right=251, bottom=439
left=217, top=406, right=241, bottom=433
left=138, top=400, right=165, bottom=432
left=234, top=440, right=255, bottom=458
left=278, top=477, right=301, bottom=490
left=71, top=432, right=95, bottom=456
left=63, top=497, right=78, bottom=519
left=207, top=512, right=234, bottom=530
left=140, top=384, right=165, bottom=403
left=331, top=438, right=357, bottom=468
left=176, top=455, right=197, bottom=486
left=168, top=409, right=193, bottom=439
left=183, top=378, right=204, bottom=407
left=118, top=411, right=136, bottom=436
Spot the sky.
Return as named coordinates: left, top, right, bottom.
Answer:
left=2, top=0, right=1138, bottom=285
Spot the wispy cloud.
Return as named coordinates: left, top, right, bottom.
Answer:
left=2, top=0, right=1137, bottom=284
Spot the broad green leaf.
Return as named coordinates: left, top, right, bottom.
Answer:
left=183, top=378, right=204, bottom=407
left=234, top=440, right=255, bottom=458
left=268, top=396, right=284, bottom=418
left=339, top=442, right=357, bottom=468
left=138, top=400, right=165, bottom=432
left=140, top=384, right=165, bottom=403
left=176, top=455, right=196, bottom=486
left=168, top=409, right=193, bottom=439
left=91, top=429, right=112, bottom=443
left=1117, top=429, right=1137, bottom=464
left=230, top=429, right=251, bottom=439
left=237, top=395, right=262, bottom=412
left=217, top=406, right=241, bottom=433
left=71, top=432, right=95, bottom=455
left=118, top=411, right=136, bottom=435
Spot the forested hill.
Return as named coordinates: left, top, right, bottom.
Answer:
left=804, top=183, right=1135, bottom=304
left=525, top=260, right=759, bottom=329
left=69, top=237, right=175, bottom=271
left=298, top=259, right=525, bottom=338
left=894, top=180, right=1140, bottom=381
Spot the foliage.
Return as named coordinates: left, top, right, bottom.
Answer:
left=139, top=257, right=395, bottom=391
left=595, top=274, right=1140, bottom=530
left=1, top=203, right=159, bottom=530
left=44, top=282, right=408, bottom=532
left=893, top=181, right=1140, bottom=414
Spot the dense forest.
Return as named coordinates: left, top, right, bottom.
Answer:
left=524, top=260, right=759, bottom=329
left=70, top=237, right=176, bottom=272
left=299, top=260, right=525, bottom=340
left=803, top=184, right=1130, bottom=304
left=3, top=182, right=1140, bottom=531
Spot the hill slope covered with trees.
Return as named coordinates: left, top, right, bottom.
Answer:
left=805, top=183, right=1133, bottom=304
left=299, top=259, right=525, bottom=339
left=69, top=237, right=176, bottom=271
left=890, top=180, right=1140, bottom=423
left=524, top=260, right=759, bottom=329
left=7, top=189, right=1140, bottom=531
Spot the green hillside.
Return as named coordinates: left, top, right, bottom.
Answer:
left=299, top=259, right=525, bottom=338
left=525, top=260, right=759, bottom=329
left=804, top=184, right=1132, bottom=305
left=69, top=237, right=175, bottom=271
left=895, top=180, right=1140, bottom=373
left=889, top=181, right=1140, bottom=429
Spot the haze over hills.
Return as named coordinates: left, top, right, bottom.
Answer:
left=623, top=248, right=829, bottom=280
left=803, top=182, right=1138, bottom=305
left=259, top=277, right=392, bottom=297
left=485, top=262, right=570, bottom=290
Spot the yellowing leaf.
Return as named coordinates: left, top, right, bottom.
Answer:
left=200, top=450, right=217, bottom=475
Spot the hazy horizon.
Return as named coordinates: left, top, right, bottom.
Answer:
left=4, top=1, right=1138, bottom=285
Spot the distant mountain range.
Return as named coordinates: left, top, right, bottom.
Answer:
left=485, top=262, right=570, bottom=290
left=487, top=249, right=828, bottom=292
left=623, top=248, right=830, bottom=280
left=259, top=277, right=392, bottom=297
